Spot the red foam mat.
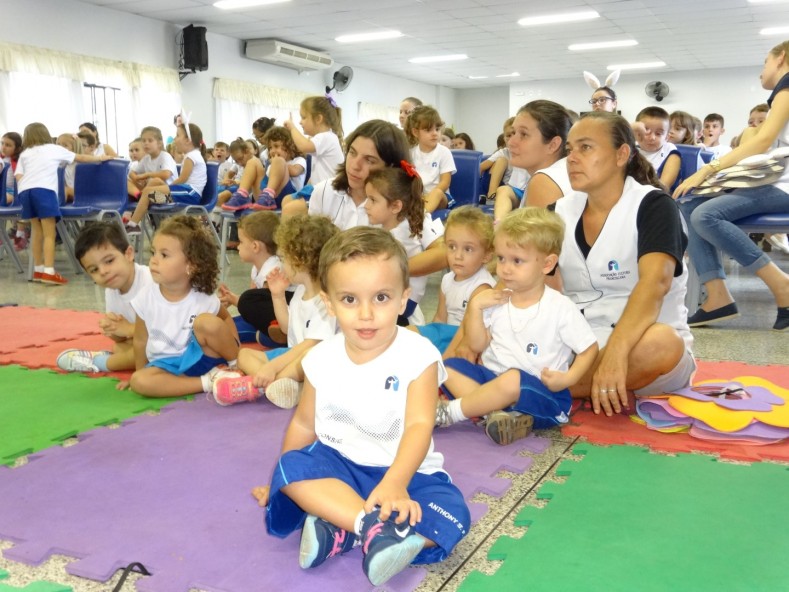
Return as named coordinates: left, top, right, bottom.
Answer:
left=0, top=306, right=103, bottom=353
left=562, top=361, right=789, bottom=463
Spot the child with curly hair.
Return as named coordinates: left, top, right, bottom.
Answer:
left=211, top=214, right=339, bottom=408
left=129, top=216, right=239, bottom=398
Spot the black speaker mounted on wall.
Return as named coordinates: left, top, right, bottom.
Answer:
left=182, top=24, right=208, bottom=72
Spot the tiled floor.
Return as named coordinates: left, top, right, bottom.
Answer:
left=0, top=235, right=787, bottom=591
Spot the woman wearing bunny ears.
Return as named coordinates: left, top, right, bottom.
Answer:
left=584, top=71, right=620, bottom=113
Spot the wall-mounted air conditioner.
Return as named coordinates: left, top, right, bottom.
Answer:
left=245, top=39, right=334, bottom=71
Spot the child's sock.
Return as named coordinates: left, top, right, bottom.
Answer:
left=448, top=399, right=467, bottom=424
left=260, top=187, right=275, bottom=199
left=353, top=509, right=366, bottom=536
left=35, top=265, right=45, bottom=273
left=16, top=229, right=25, bottom=237
left=92, top=352, right=111, bottom=372
left=227, top=358, right=238, bottom=368
left=237, top=188, right=249, bottom=198
left=44, top=267, right=55, bottom=276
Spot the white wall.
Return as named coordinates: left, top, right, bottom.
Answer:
left=454, top=87, right=511, bottom=154
left=0, top=0, right=456, bottom=144
left=509, top=67, right=768, bottom=146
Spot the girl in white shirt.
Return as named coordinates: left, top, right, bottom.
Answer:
left=405, top=105, right=456, bottom=213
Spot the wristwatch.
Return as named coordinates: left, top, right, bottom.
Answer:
left=709, top=159, right=722, bottom=172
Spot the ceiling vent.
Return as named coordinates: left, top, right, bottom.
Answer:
left=245, top=39, right=333, bottom=71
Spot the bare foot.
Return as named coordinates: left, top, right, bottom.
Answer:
left=252, top=485, right=270, bottom=506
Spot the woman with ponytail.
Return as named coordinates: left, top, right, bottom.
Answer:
left=551, top=111, right=694, bottom=416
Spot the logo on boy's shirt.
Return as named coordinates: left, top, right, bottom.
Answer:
left=526, top=343, right=539, bottom=355
left=384, top=376, right=400, bottom=391
left=188, top=314, right=197, bottom=326
left=462, top=299, right=468, bottom=309
left=608, top=260, right=619, bottom=271
left=431, top=162, right=438, bottom=168
left=306, top=319, right=311, bottom=328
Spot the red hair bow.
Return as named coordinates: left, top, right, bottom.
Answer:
left=400, top=160, right=418, bottom=178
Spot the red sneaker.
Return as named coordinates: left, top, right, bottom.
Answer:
left=32, top=271, right=44, bottom=282
left=212, top=373, right=261, bottom=406
left=39, top=272, right=68, bottom=285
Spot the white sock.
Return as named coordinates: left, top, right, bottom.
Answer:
left=16, top=230, right=25, bottom=237
left=448, top=399, right=467, bottom=423
left=35, top=265, right=45, bottom=273
left=44, top=267, right=55, bottom=275
left=200, top=372, right=213, bottom=393
left=227, top=359, right=237, bottom=368
left=127, top=220, right=139, bottom=227
left=353, top=509, right=366, bottom=535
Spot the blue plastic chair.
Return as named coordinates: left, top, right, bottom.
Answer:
left=432, top=150, right=483, bottom=222
left=0, top=167, right=24, bottom=274
left=56, top=159, right=131, bottom=274
left=675, top=145, right=704, bottom=190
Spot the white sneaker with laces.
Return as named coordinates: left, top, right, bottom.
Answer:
left=56, top=349, right=104, bottom=373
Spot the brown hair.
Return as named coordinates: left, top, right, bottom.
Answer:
left=453, top=132, right=475, bottom=150
left=770, top=40, right=789, bottom=58
left=366, top=167, right=425, bottom=238
left=445, top=206, right=494, bottom=253
left=275, top=214, right=338, bottom=283
left=703, top=113, right=724, bottom=126
left=263, top=126, right=302, bottom=158
left=404, top=105, right=444, bottom=147
left=332, top=120, right=411, bottom=193
left=178, top=123, right=206, bottom=158
left=157, top=216, right=219, bottom=294
left=516, top=100, right=572, bottom=157
left=301, top=96, right=344, bottom=144
left=636, top=106, right=670, bottom=122
left=75, top=221, right=130, bottom=264
left=497, top=207, right=564, bottom=256
left=2, top=132, right=22, bottom=160
left=319, top=226, right=409, bottom=293
left=669, top=111, right=697, bottom=145
left=22, top=123, right=54, bottom=148
left=238, top=211, right=279, bottom=256
left=57, top=133, right=81, bottom=154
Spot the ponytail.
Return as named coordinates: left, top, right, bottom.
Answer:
left=367, top=164, right=425, bottom=238
left=627, top=151, right=664, bottom=190
left=301, top=96, right=344, bottom=144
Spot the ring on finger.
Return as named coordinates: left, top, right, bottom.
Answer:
left=599, top=388, right=609, bottom=393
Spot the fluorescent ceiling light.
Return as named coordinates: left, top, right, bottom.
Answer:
left=518, top=10, right=599, bottom=27
left=214, top=0, right=290, bottom=8
left=468, top=75, right=488, bottom=79
left=569, top=39, right=638, bottom=51
left=760, top=25, right=789, bottom=35
left=335, top=30, right=403, bottom=43
left=409, top=54, right=468, bottom=64
left=749, top=0, right=789, bottom=4
left=495, top=72, right=520, bottom=78
left=607, top=61, right=666, bottom=70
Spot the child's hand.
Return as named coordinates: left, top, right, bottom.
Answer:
left=115, top=380, right=130, bottom=391
left=100, top=154, right=114, bottom=162
left=631, top=121, right=646, bottom=142
left=541, top=368, right=572, bottom=392
left=473, top=288, right=511, bottom=311
left=253, top=364, right=278, bottom=388
left=100, top=313, right=132, bottom=338
left=364, top=481, right=422, bottom=526
left=266, top=268, right=289, bottom=296
left=251, top=485, right=270, bottom=507
left=217, top=283, right=238, bottom=307
left=283, top=113, right=295, bottom=130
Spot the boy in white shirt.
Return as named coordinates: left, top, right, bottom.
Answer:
left=702, top=113, right=732, bottom=158
left=262, top=226, right=469, bottom=586
left=437, top=208, right=599, bottom=445
left=57, top=222, right=153, bottom=375
left=633, top=106, right=681, bottom=190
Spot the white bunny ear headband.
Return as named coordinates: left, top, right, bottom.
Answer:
left=179, top=108, right=193, bottom=141
left=583, top=70, right=621, bottom=91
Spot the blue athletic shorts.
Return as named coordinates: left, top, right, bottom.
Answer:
left=443, top=358, right=571, bottom=429
left=266, top=440, right=470, bottom=564
left=148, top=332, right=225, bottom=377
left=418, top=323, right=458, bottom=354
left=168, top=183, right=201, bottom=205
left=290, top=184, right=314, bottom=202
left=20, top=188, right=60, bottom=220
left=511, top=186, right=524, bottom=200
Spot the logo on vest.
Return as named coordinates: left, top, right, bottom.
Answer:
left=384, top=376, right=400, bottom=391
left=601, top=259, right=630, bottom=281
left=526, top=343, right=539, bottom=355
left=608, top=260, right=619, bottom=271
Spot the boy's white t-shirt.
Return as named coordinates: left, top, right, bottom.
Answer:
left=182, top=149, right=207, bottom=195
left=105, top=263, right=154, bottom=323
left=705, top=144, right=732, bottom=158
left=217, top=158, right=234, bottom=182
left=441, top=266, right=496, bottom=326
left=308, top=131, right=343, bottom=185
left=286, top=155, right=307, bottom=191
left=481, top=286, right=597, bottom=377
left=131, top=284, right=220, bottom=361
left=286, top=283, right=337, bottom=347
left=138, top=151, right=178, bottom=185
left=252, top=255, right=283, bottom=289
left=16, top=145, right=76, bottom=193
left=639, top=142, right=679, bottom=172
left=410, top=144, right=456, bottom=193
left=304, top=326, right=448, bottom=474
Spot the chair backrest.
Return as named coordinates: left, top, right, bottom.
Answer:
left=675, top=145, right=703, bottom=188
left=449, top=149, right=483, bottom=207
left=72, top=159, right=129, bottom=211
left=57, top=165, right=66, bottom=205
left=699, top=150, right=713, bottom=164
left=304, top=154, right=312, bottom=184
left=200, top=162, right=219, bottom=209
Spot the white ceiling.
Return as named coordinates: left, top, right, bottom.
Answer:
left=81, top=0, right=789, bottom=89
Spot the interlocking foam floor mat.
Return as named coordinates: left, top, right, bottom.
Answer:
left=563, top=361, right=789, bottom=462
left=0, top=397, right=550, bottom=592
left=0, top=308, right=103, bottom=355
left=461, top=444, right=789, bottom=592
left=0, top=568, right=72, bottom=592
left=0, top=366, right=184, bottom=465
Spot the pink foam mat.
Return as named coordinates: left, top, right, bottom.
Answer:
left=562, top=360, right=789, bottom=462
left=0, top=307, right=103, bottom=354
left=0, top=397, right=549, bottom=592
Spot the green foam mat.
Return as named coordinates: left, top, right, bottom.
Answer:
left=0, top=569, right=72, bottom=591
left=461, top=444, right=789, bottom=592
left=0, top=366, right=185, bottom=465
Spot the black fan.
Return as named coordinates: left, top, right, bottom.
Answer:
left=326, top=66, right=354, bottom=93
left=645, top=81, right=670, bottom=102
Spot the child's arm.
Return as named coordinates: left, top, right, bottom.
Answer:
left=659, top=153, right=681, bottom=189
left=286, top=162, right=305, bottom=177
left=540, top=342, right=599, bottom=392
left=218, top=283, right=239, bottom=308
left=364, top=362, right=439, bottom=525
left=281, top=376, right=317, bottom=453
left=252, top=338, right=318, bottom=388
left=409, top=236, right=446, bottom=277
left=284, top=115, right=317, bottom=155
left=172, top=157, right=193, bottom=185
left=465, top=289, right=507, bottom=353
left=74, top=153, right=113, bottom=164
left=133, top=317, right=149, bottom=370
left=99, top=312, right=135, bottom=341
left=424, top=172, right=452, bottom=208
left=267, top=268, right=291, bottom=333
left=431, top=289, right=448, bottom=324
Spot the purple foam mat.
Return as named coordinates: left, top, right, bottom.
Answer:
left=0, top=397, right=548, bottom=592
